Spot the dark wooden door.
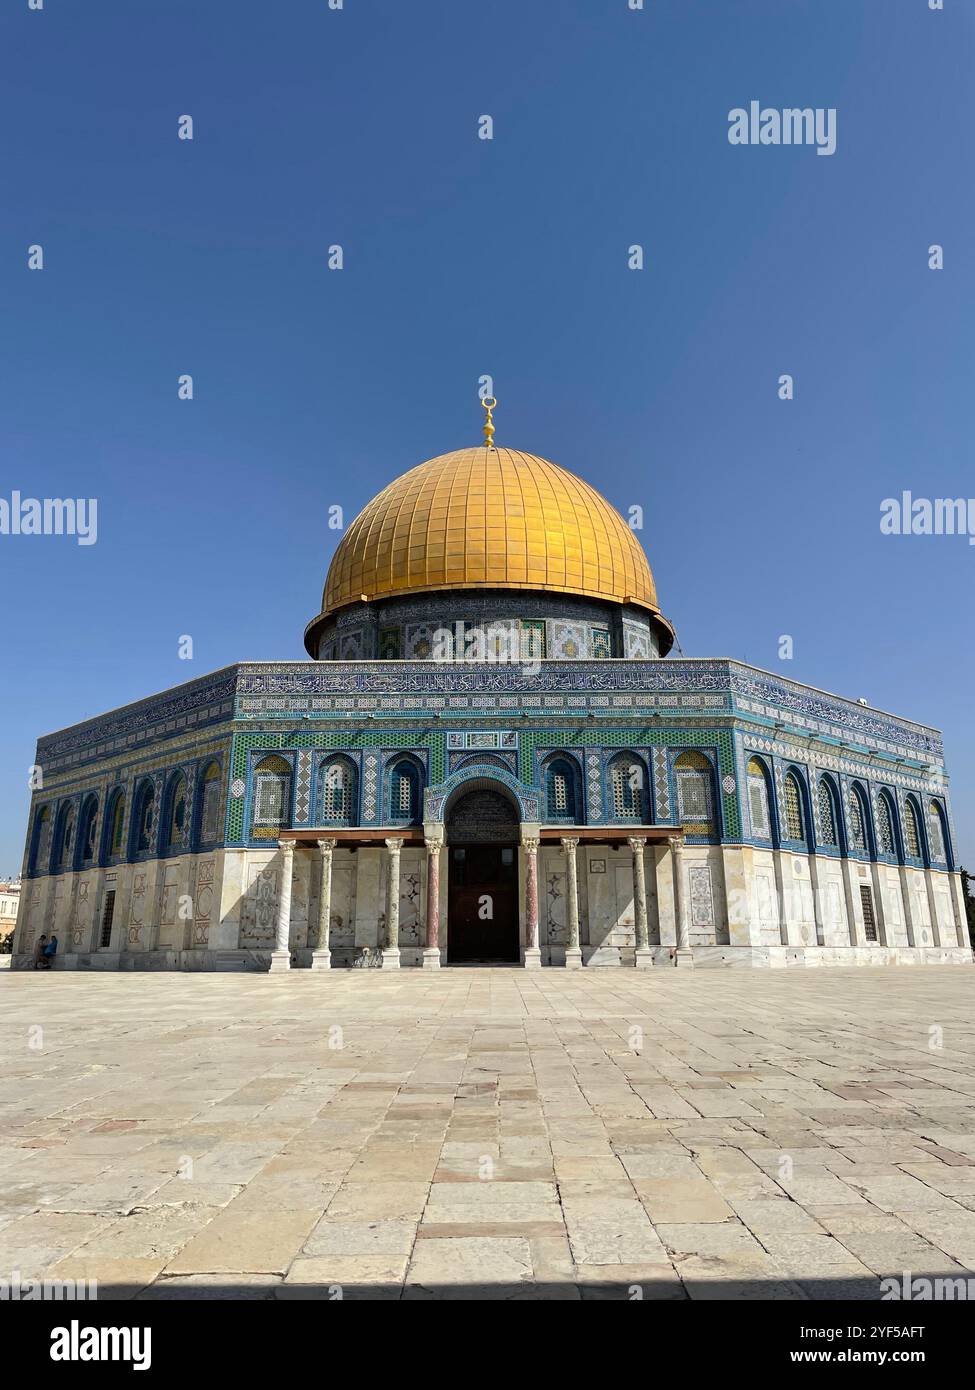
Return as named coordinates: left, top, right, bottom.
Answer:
left=448, top=844, right=519, bottom=962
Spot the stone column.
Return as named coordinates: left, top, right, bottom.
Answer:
left=381, top=837, right=402, bottom=969
left=269, top=839, right=295, bottom=973
left=422, top=835, right=443, bottom=968
left=923, top=869, right=943, bottom=950
left=897, top=864, right=917, bottom=950
left=950, top=872, right=969, bottom=950
left=839, top=856, right=864, bottom=950
left=669, top=835, right=694, bottom=967
left=628, top=836, right=652, bottom=969
left=561, top=836, right=582, bottom=968
left=311, top=838, right=337, bottom=970
left=522, top=835, right=541, bottom=969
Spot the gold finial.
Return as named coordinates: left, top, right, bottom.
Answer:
left=481, top=395, right=497, bottom=449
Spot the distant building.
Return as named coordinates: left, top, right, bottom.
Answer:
left=0, top=880, right=21, bottom=950
left=10, top=407, right=971, bottom=971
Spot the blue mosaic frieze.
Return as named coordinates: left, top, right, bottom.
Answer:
left=232, top=661, right=941, bottom=761
left=36, top=668, right=238, bottom=773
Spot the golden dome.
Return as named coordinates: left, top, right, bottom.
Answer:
left=307, top=446, right=673, bottom=652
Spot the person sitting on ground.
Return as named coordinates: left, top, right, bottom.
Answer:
left=41, top=934, right=59, bottom=970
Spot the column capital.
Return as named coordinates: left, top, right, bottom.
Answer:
left=278, top=838, right=295, bottom=856
left=316, top=837, right=337, bottom=854
left=559, top=836, right=580, bottom=852
left=384, top=837, right=403, bottom=854
left=667, top=834, right=685, bottom=853
left=521, top=835, right=540, bottom=853
left=424, top=836, right=444, bottom=855
left=626, top=836, right=647, bottom=850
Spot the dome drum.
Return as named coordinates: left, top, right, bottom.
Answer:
left=305, top=589, right=665, bottom=662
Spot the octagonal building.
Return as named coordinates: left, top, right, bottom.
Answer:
left=11, top=421, right=971, bottom=970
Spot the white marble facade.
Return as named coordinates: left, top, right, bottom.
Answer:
left=13, top=839, right=970, bottom=970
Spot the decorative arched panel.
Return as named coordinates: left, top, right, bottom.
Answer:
left=876, top=790, right=899, bottom=861
left=781, top=768, right=809, bottom=846
left=816, top=775, right=841, bottom=849
left=29, top=805, right=52, bottom=875
left=927, top=799, right=951, bottom=868
left=746, top=756, right=774, bottom=843
left=673, top=750, right=718, bottom=840
left=196, top=761, right=222, bottom=847
left=163, top=772, right=188, bottom=851
left=54, top=802, right=76, bottom=871
left=131, top=780, right=157, bottom=857
left=846, top=782, right=872, bottom=856
left=903, top=795, right=924, bottom=862
left=78, top=794, right=100, bottom=867
left=102, top=788, right=126, bottom=864
left=251, top=754, right=293, bottom=840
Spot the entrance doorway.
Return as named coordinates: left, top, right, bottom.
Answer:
left=445, top=786, right=521, bottom=964
left=448, top=843, right=519, bottom=963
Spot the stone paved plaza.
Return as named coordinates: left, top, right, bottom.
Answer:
left=3, top=967, right=975, bottom=1300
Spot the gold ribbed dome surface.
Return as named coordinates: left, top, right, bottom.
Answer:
left=321, top=447, right=662, bottom=617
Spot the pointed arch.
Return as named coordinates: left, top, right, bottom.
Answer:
left=102, top=788, right=126, bottom=864
left=163, top=771, right=188, bottom=850
left=54, top=801, right=76, bottom=871
left=927, top=799, right=951, bottom=868
left=746, top=755, right=774, bottom=843
left=387, top=755, right=422, bottom=825
left=317, top=755, right=358, bottom=827
left=251, top=754, right=293, bottom=839
left=131, top=779, right=157, bottom=856
left=876, top=789, right=899, bottom=860
left=674, top=749, right=718, bottom=840
left=29, top=805, right=53, bottom=875
left=816, top=774, right=841, bottom=849
left=846, top=782, right=872, bottom=856
left=782, top=768, right=809, bottom=845
left=542, top=752, right=583, bottom=823
left=78, top=794, right=100, bottom=867
left=195, top=761, right=222, bottom=846
left=903, top=794, right=923, bottom=861
left=608, top=752, right=649, bottom=822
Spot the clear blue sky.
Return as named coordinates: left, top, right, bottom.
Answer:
left=2, top=0, right=972, bottom=874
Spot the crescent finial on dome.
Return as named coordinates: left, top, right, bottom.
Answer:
left=481, top=395, right=497, bottom=450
